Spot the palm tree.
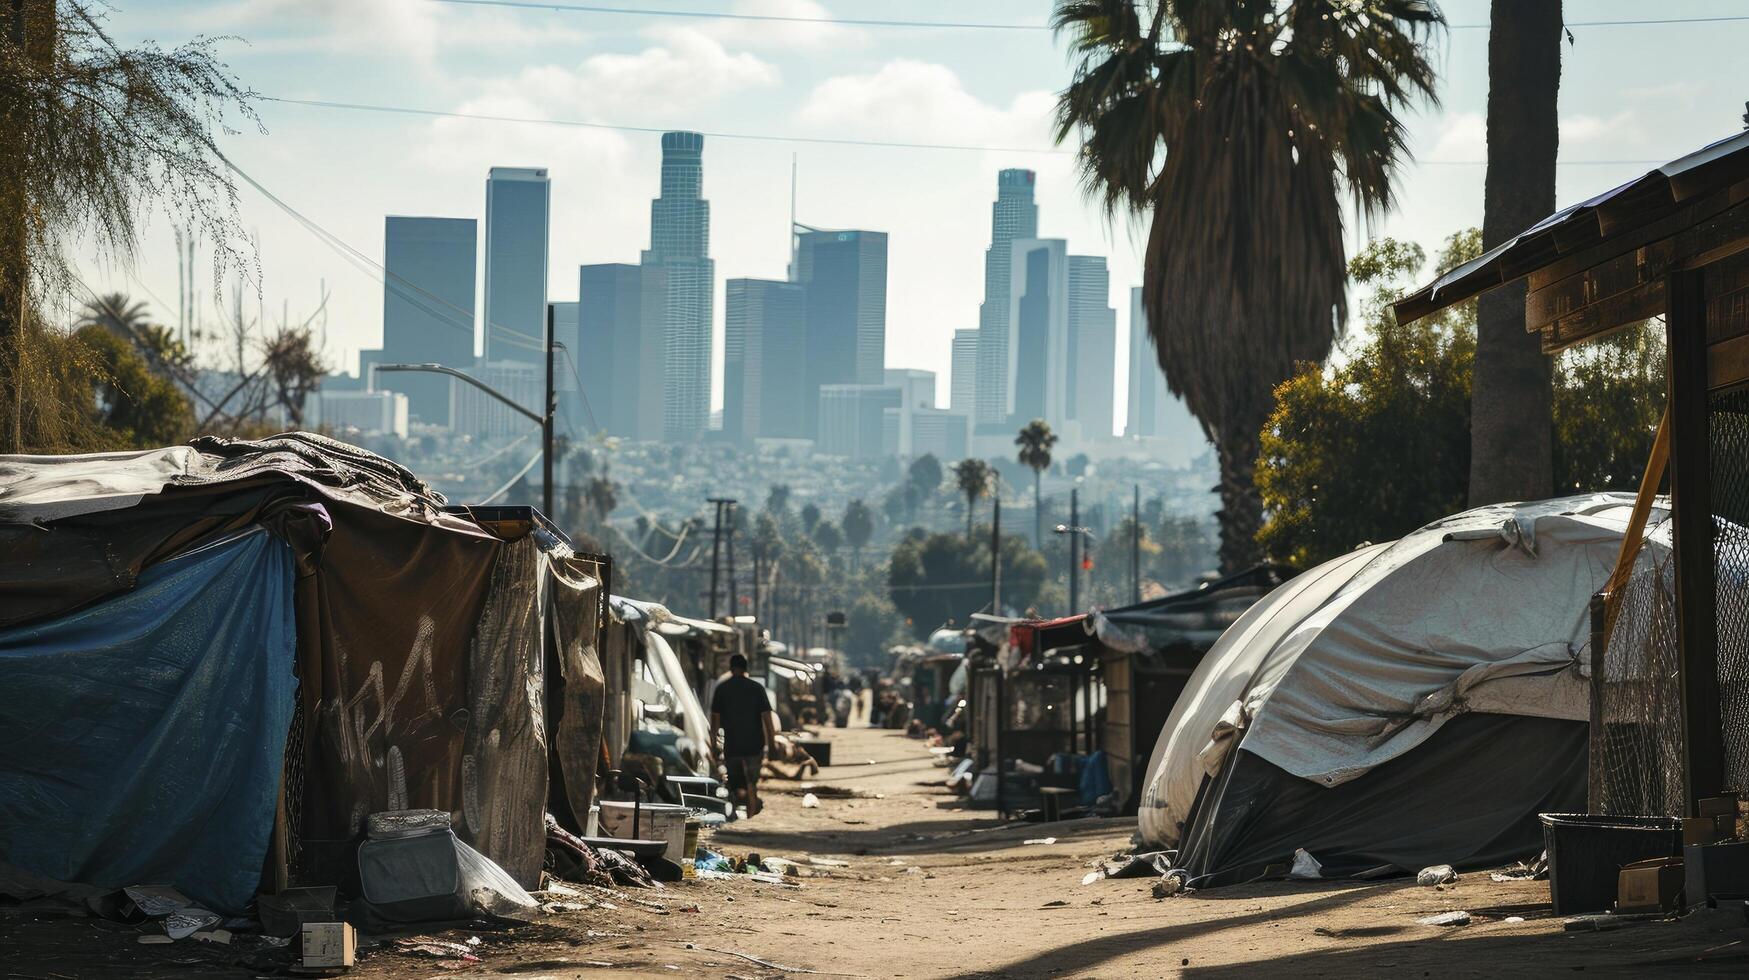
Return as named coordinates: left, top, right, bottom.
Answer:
left=1470, top=1, right=1561, bottom=506
left=842, top=499, right=874, bottom=570
left=812, top=520, right=843, bottom=568
left=952, top=458, right=994, bottom=541
left=1053, top=0, right=1440, bottom=571
left=1015, top=419, right=1058, bottom=546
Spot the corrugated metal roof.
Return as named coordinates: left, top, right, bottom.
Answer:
left=1394, top=130, right=1749, bottom=324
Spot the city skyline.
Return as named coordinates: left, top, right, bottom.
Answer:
left=358, top=139, right=1160, bottom=454
left=84, top=1, right=1749, bottom=442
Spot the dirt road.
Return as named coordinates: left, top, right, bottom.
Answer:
left=7, top=722, right=1746, bottom=977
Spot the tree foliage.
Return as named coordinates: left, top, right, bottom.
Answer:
left=1, top=1, right=258, bottom=450
left=952, top=457, right=994, bottom=539
left=72, top=324, right=192, bottom=446
left=1052, top=0, right=1442, bottom=572
left=888, top=530, right=1046, bottom=638
left=1258, top=231, right=1666, bottom=569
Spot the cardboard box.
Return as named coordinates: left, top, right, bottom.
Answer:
left=1617, top=857, right=1684, bottom=914
left=1683, top=816, right=1728, bottom=846
left=301, top=921, right=356, bottom=969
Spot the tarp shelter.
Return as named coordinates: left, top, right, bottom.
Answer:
left=1396, top=129, right=1749, bottom=815
left=1092, top=565, right=1292, bottom=810
left=0, top=434, right=604, bottom=911
left=1138, top=495, right=1655, bottom=886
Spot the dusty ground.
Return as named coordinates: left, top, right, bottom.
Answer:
left=5, top=719, right=1748, bottom=978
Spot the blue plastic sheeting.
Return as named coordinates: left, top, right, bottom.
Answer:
left=0, top=530, right=298, bottom=913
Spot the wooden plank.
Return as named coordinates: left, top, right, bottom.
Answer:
left=1527, top=238, right=1673, bottom=328
left=1548, top=279, right=1665, bottom=346
left=1707, top=284, right=1749, bottom=345
left=1709, top=331, right=1749, bottom=389
left=1526, top=193, right=1749, bottom=340
left=1666, top=269, right=1725, bottom=813
left=1525, top=177, right=1749, bottom=291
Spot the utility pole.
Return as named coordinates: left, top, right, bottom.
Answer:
left=1069, top=487, right=1080, bottom=613
left=706, top=497, right=735, bottom=619
left=1132, top=484, right=1142, bottom=605
left=725, top=500, right=737, bottom=617
left=990, top=496, right=1002, bottom=617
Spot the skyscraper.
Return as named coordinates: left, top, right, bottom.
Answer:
left=640, top=132, right=714, bottom=443
left=1126, top=286, right=1206, bottom=466
left=482, top=167, right=550, bottom=373
left=724, top=278, right=807, bottom=443
left=795, top=227, right=888, bottom=436
left=974, top=169, right=1038, bottom=430
left=381, top=216, right=475, bottom=427
left=1005, top=238, right=1068, bottom=428
left=1066, top=255, right=1116, bottom=442
left=1126, top=286, right=1168, bottom=437
left=950, top=328, right=978, bottom=413
left=579, top=263, right=664, bottom=440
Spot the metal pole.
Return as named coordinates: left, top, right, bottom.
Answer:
left=707, top=499, right=725, bottom=620
left=725, top=501, right=737, bottom=617
left=1131, top=484, right=1141, bottom=605
left=995, top=496, right=1004, bottom=610
left=752, top=542, right=762, bottom=622
left=1069, top=488, right=1080, bottom=614
left=543, top=304, right=555, bottom=518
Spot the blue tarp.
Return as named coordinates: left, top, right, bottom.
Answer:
left=0, top=529, right=298, bottom=913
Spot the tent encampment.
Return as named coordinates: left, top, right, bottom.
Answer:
left=0, top=434, right=604, bottom=911
left=1136, top=494, right=1661, bottom=886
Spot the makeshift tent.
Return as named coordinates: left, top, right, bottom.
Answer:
left=1137, top=494, right=1659, bottom=886
left=0, top=434, right=604, bottom=908
left=1092, top=565, right=1293, bottom=810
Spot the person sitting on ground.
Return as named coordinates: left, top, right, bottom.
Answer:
left=710, top=653, right=777, bottom=817
left=766, top=734, right=820, bottom=781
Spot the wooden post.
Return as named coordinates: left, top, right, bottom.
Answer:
left=1665, top=268, right=1724, bottom=814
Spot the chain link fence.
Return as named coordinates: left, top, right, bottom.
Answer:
left=1710, top=386, right=1749, bottom=797
left=1591, top=517, right=1684, bottom=816
left=1592, top=385, right=1749, bottom=816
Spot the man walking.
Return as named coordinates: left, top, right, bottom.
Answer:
left=710, top=653, right=777, bottom=816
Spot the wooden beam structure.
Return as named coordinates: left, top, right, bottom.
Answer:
left=1666, top=269, right=1727, bottom=811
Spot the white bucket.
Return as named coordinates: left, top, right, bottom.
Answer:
left=597, top=801, right=689, bottom=863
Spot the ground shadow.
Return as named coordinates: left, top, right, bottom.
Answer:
left=943, top=884, right=1379, bottom=980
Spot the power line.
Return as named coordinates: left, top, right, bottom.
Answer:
left=221, top=155, right=549, bottom=352
left=425, top=0, right=1045, bottom=30
left=260, top=97, right=1663, bottom=166
left=261, top=96, right=1073, bottom=156
left=424, top=0, right=1749, bottom=32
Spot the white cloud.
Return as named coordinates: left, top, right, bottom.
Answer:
left=556, top=28, right=781, bottom=117
left=797, top=59, right=1056, bottom=149
left=669, top=0, right=868, bottom=52
left=200, top=0, right=588, bottom=62
left=1422, top=110, right=1485, bottom=162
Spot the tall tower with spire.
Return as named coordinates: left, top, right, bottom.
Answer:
left=640, top=132, right=714, bottom=442
left=974, top=169, right=1039, bottom=430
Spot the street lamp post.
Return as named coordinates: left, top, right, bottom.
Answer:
left=1053, top=487, right=1094, bottom=615
left=376, top=307, right=560, bottom=518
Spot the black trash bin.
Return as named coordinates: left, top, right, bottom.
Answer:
left=1539, top=813, right=1681, bottom=915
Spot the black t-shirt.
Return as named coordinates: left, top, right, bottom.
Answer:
left=710, top=675, right=771, bottom=757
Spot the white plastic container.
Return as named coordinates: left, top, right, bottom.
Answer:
left=596, top=801, right=688, bottom=863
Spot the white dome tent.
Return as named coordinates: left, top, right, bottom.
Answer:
left=1129, top=494, right=1665, bottom=886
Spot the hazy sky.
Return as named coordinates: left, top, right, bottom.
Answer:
left=86, top=0, right=1749, bottom=431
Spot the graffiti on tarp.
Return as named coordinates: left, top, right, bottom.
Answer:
left=327, top=614, right=441, bottom=822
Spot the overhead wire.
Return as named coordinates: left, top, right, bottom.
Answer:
left=221, top=156, right=548, bottom=353
left=424, top=1, right=1749, bottom=32
left=260, top=97, right=1665, bottom=166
